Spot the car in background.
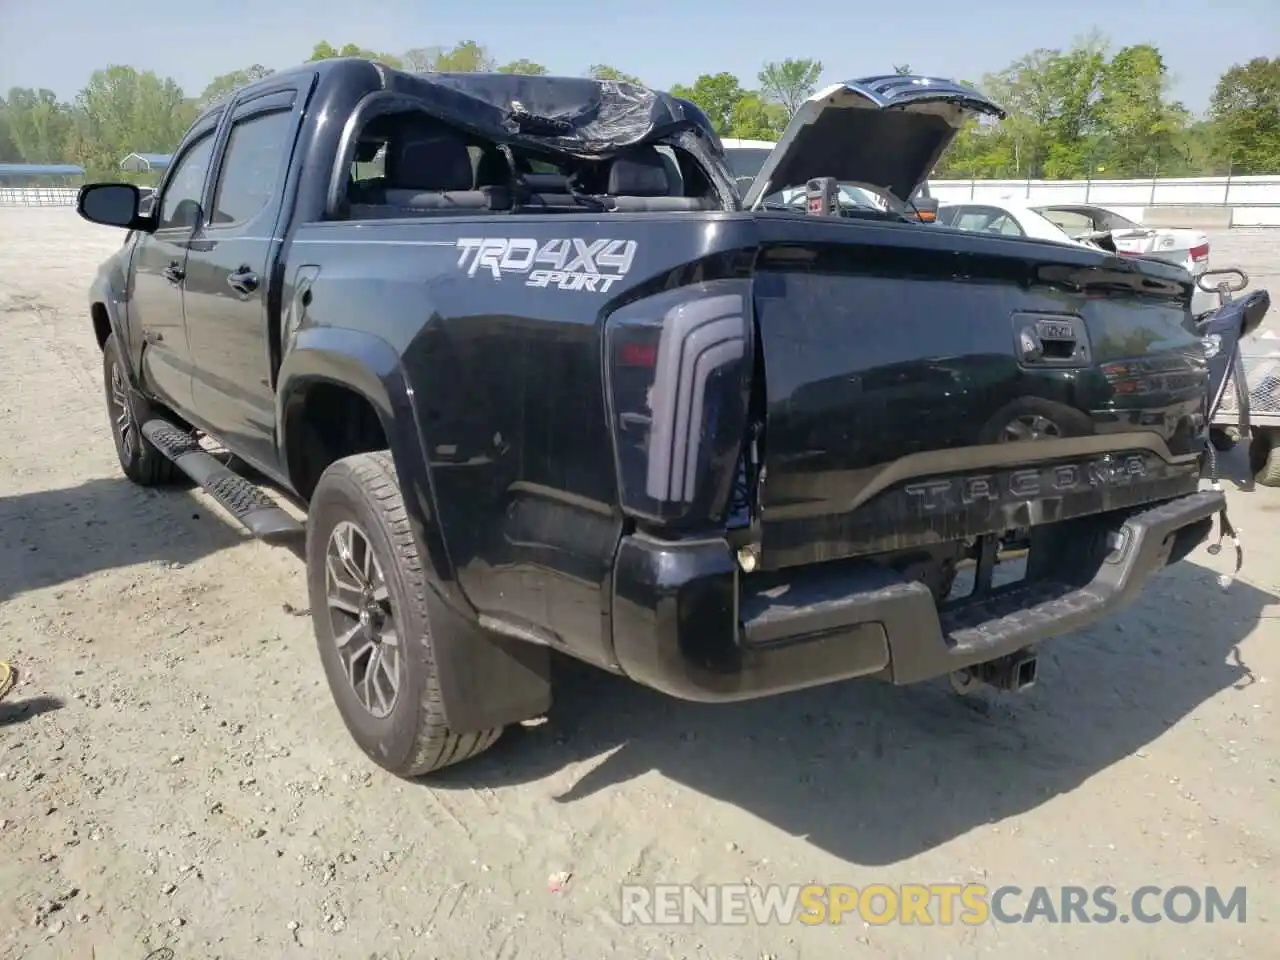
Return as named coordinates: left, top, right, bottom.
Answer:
left=1034, top=203, right=1210, bottom=279
left=938, top=199, right=1215, bottom=314
left=720, top=137, right=939, bottom=221
left=936, top=199, right=1080, bottom=243
left=720, top=137, right=776, bottom=196
left=1035, top=203, right=1212, bottom=315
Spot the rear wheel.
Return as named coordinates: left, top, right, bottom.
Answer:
left=101, top=334, right=180, bottom=486
left=1250, top=430, right=1280, bottom=487
left=305, top=451, right=501, bottom=777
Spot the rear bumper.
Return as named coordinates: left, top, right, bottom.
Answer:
left=610, top=490, right=1223, bottom=701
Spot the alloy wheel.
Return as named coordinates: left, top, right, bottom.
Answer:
left=999, top=414, right=1061, bottom=443
left=109, top=362, right=135, bottom=455
left=324, top=520, right=402, bottom=719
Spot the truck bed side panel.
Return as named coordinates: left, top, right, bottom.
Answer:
left=285, top=215, right=756, bottom=667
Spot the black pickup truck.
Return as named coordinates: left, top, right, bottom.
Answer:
left=76, top=58, right=1225, bottom=777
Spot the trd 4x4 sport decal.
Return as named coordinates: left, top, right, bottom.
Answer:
left=455, top=238, right=638, bottom=292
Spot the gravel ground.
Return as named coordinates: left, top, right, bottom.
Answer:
left=0, top=209, right=1277, bottom=960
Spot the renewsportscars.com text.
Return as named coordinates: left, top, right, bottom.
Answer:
left=619, top=883, right=1247, bottom=926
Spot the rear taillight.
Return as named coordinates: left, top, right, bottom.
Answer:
left=1190, top=242, right=1210, bottom=264
left=604, top=278, right=754, bottom=527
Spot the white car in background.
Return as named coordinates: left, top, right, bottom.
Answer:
left=1034, top=203, right=1211, bottom=279
left=720, top=137, right=778, bottom=197
left=937, top=199, right=1216, bottom=315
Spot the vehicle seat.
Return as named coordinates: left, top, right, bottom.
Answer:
left=350, top=128, right=511, bottom=216
left=604, top=146, right=712, bottom=212
left=473, top=148, right=512, bottom=188
left=515, top=171, right=588, bottom=210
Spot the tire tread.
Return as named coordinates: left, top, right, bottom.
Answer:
left=103, top=334, right=180, bottom=487
left=321, top=451, right=500, bottom=776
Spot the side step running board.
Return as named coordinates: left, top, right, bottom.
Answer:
left=141, top=419, right=303, bottom=540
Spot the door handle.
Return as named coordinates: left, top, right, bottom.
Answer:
left=162, top=261, right=185, bottom=284
left=227, top=266, right=259, bottom=296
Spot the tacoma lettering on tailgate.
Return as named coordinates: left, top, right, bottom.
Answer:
left=903, top=454, right=1152, bottom=513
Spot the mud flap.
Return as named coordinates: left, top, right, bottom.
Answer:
left=424, top=585, right=553, bottom=733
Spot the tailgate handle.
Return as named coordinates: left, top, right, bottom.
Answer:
left=1014, top=314, right=1090, bottom=368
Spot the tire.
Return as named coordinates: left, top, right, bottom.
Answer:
left=305, top=451, right=501, bottom=777
left=1250, top=431, right=1280, bottom=487
left=102, top=334, right=181, bottom=486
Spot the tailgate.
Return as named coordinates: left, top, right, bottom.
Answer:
left=747, top=216, right=1208, bottom=570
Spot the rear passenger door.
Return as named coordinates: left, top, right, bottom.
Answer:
left=182, top=87, right=304, bottom=472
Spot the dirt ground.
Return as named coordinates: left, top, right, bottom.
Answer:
left=0, top=208, right=1276, bottom=960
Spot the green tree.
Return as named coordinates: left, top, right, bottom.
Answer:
left=400, top=48, right=435, bottom=72
left=67, top=66, right=196, bottom=178
left=979, top=49, right=1069, bottom=177
left=1169, top=120, right=1230, bottom=177
left=3, top=88, right=74, bottom=163
left=429, top=41, right=496, bottom=72
left=1093, top=44, right=1187, bottom=176
left=401, top=43, right=496, bottom=72
left=1040, top=36, right=1108, bottom=177
left=586, top=64, right=642, bottom=84
left=307, top=41, right=403, bottom=70
left=0, top=99, right=19, bottom=162
left=496, top=59, right=549, bottom=75
left=757, top=58, right=822, bottom=117
left=1209, top=56, right=1280, bottom=174
left=965, top=32, right=1158, bottom=179
left=669, top=73, right=745, bottom=133
left=725, top=92, right=785, bottom=140
left=5, top=36, right=1259, bottom=180
left=199, top=65, right=274, bottom=108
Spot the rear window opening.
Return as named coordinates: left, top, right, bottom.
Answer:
left=338, top=107, right=721, bottom=220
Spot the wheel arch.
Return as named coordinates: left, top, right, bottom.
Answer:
left=276, top=329, right=462, bottom=602
left=279, top=330, right=552, bottom=734
left=91, top=301, right=112, bottom=350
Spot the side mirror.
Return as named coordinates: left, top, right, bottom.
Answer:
left=913, top=196, right=939, bottom=223
left=77, top=183, right=147, bottom=231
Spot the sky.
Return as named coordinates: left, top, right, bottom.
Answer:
left=1, top=0, right=1276, bottom=116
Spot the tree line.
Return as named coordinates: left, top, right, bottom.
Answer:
left=1, top=34, right=1276, bottom=182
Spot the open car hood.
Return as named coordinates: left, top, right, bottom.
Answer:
left=740, top=75, right=1005, bottom=209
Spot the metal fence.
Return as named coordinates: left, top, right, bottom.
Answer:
left=928, top=175, right=1280, bottom=226
left=0, top=187, right=80, bottom=207
left=1216, top=349, right=1280, bottom=426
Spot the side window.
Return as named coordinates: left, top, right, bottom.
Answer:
left=953, top=209, right=991, bottom=232
left=1041, top=208, right=1092, bottom=236
left=158, top=134, right=215, bottom=231
left=990, top=214, right=1024, bottom=237
left=209, top=108, right=294, bottom=227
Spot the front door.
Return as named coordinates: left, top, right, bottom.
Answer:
left=130, top=130, right=216, bottom=414
left=183, top=88, right=302, bottom=473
